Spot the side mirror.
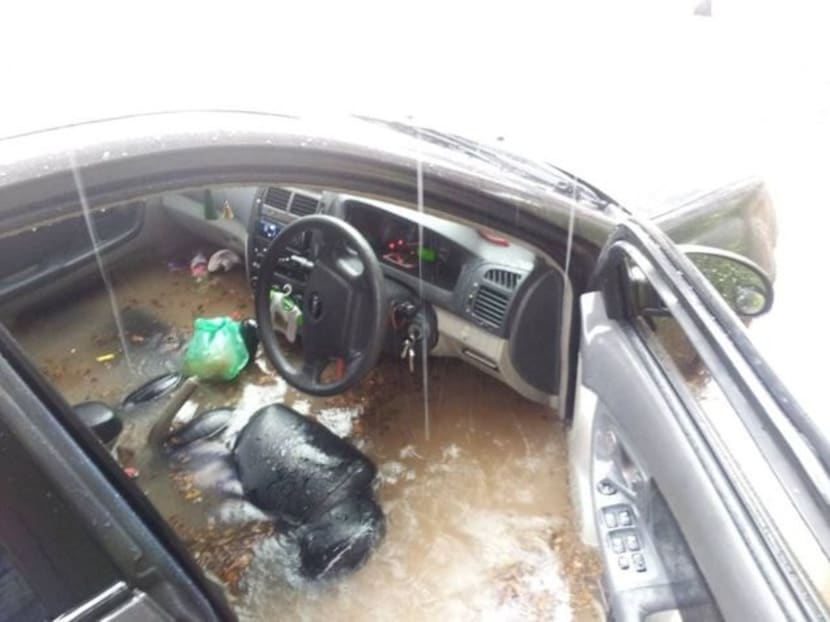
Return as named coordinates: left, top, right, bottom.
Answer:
left=680, top=245, right=774, bottom=317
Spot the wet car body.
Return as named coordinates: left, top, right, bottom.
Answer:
left=0, top=112, right=826, bottom=621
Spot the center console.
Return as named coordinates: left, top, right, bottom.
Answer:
left=248, top=205, right=285, bottom=290
left=247, top=187, right=322, bottom=289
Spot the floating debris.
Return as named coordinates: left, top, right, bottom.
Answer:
left=122, top=372, right=184, bottom=408
left=167, top=407, right=233, bottom=447
left=169, top=518, right=275, bottom=595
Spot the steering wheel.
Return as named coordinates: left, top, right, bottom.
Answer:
left=255, top=215, right=387, bottom=396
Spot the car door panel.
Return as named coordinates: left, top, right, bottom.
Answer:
left=573, top=220, right=830, bottom=621
left=0, top=202, right=143, bottom=303
left=579, top=292, right=775, bottom=621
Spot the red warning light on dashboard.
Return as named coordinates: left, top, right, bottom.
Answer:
left=478, top=230, right=510, bottom=246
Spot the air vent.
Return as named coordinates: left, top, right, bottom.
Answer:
left=289, top=193, right=319, bottom=217
left=472, top=285, right=511, bottom=328
left=483, top=269, right=522, bottom=290
left=264, top=187, right=292, bottom=211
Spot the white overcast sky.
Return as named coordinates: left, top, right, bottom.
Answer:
left=2, top=1, right=828, bottom=202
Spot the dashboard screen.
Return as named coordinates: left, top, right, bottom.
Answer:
left=346, top=202, right=465, bottom=291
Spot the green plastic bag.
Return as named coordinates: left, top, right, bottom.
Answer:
left=183, top=317, right=249, bottom=381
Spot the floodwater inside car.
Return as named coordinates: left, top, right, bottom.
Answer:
left=7, top=255, right=600, bottom=621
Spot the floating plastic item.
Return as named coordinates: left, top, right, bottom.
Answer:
left=207, top=249, right=241, bottom=273
left=182, top=317, right=249, bottom=381
left=270, top=286, right=303, bottom=343
left=190, top=251, right=208, bottom=278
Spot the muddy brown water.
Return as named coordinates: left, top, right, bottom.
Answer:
left=7, top=260, right=600, bottom=621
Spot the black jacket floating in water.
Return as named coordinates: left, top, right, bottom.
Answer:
left=234, top=404, right=384, bottom=580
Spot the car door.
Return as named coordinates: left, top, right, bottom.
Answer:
left=0, top=325, right=234, bottom=621
left=0, top=201, right=145, bottom=316
left=571, top=217, right=830, bottom=620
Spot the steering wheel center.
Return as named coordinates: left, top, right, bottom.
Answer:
left=254, top=215, right=386, bottom=396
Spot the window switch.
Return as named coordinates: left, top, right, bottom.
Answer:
left=632, top=552, right=646, bottom=572
left=619, top=509, right=633, bottom=527
left=626, top=534, right=640, bottom=551
left=604, top=510, right=618, bottom=529
left=618, top=555, right=630, bottom=570
left=611, top=536, right=625, bottom=554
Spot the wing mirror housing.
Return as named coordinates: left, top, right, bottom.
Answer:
left=680, top=245, right=774, bottom=317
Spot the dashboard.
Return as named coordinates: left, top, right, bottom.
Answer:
left=240, top=186, right=565, bottom=399
left=247, top=187, right=540, bottom=337
left=343, top=201, right=468, bottom=292
left=164, top=184, right=566, bottom=400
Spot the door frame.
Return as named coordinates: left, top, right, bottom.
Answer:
left=0, top=324, right=235, bottom=620
left=577, top=218, right=830, bottom=620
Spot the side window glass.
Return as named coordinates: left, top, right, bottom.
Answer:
left=649, top=317, right=708, bottom=388
left=623, top=256, right=758, bottom=457
left=624, top=259, right=710, bottom=393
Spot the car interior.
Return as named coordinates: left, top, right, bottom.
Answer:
left=0, top=184, right=600, bottom=620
